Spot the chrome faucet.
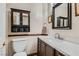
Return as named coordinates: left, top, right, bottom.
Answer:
left=55, top=33, right=60, bottom=39
left=55, top=33, right=64, bottom=40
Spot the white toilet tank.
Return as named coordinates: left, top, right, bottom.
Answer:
left=12, top=38, right=27, bottom=53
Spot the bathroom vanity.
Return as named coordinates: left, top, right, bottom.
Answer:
left=37, top=38, right=64, bottom=56
left=37, top=37, right=79, bottom=56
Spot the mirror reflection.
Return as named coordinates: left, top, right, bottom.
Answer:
left=13, top=12, right=20, bottom=25
left=55, top=3, right=67, bottom=27
left=22, top=13, right=28, bottom=25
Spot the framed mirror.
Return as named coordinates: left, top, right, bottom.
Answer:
left=52, top=3, right=72, bottom=29
left=11, top=8, right=30, bottom=32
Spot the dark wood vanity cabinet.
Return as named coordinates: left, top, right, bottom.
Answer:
left=38, top=40, right=46, bottom=56
left=37, top=38, right=55, bottom=56
left=54, top=50, right=65, bottom=56
left=37, top=38, right=65, bottom=56
left=45, top=44, right=55, bottom=56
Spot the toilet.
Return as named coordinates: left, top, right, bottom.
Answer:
left=12, top=38, right=27, bottom=56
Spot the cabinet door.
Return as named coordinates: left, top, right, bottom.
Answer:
left=45, top=44, right=54, bottom=56
left=38, top=39, right=45, bottom=56
left=40, top=40, right=45, bottom=56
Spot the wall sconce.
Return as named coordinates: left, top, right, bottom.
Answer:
left=48, top=15, right=52, bottom=23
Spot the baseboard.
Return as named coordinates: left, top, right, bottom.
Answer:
left=27, top=53, right=37, bottom=56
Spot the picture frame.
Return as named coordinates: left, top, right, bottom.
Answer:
left=75, top=3, right=79, bottom=16
left=48, top=15, right=52, bottom=23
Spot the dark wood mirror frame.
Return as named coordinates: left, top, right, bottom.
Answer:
left=52, top=3, right=72, bottom=29
left=11, top=8, right=30, bottom=32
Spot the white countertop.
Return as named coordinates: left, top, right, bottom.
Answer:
left=39, top=36, right=79, bottom=56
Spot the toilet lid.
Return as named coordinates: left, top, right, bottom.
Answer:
left=13, top=52, right=27, bottom=56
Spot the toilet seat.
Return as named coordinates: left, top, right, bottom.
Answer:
left=13, top=52, right=27, bottom=56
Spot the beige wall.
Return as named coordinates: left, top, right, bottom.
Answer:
left=48, top=3, right=79, bottom=44
left=6, top=3, right=79, bottom=55
left=6, top=3, right=44, bottom=35
left=4, top=3, right=79, bottom=55
left=6, top=3, right=48, bottom=55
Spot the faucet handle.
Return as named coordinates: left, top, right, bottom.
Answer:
left=55, top=33, right=64, bottom=40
